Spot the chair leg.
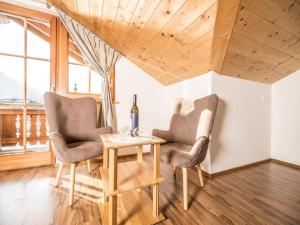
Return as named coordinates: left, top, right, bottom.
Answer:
left=87, top=160, right=91, bottom=174
left=54, top=162, right=64, bottom=187
left=197, top=165, right=204, bottom=187
left=182, top=167, right=188, bottom=210
left=172, top=165, right=176, bottom=177
left=69, top=163, right=76, bottom=206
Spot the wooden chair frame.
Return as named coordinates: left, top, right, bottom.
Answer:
left=54, top=160, right=92, bottom=206
left=180, top=164, right=204, bottom=211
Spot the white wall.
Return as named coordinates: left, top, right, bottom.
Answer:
left=210, top=73, right=271, bottom=173
left=115, top=57, right=299, bottom=172
left=115, top=58, right=272, bottom=172
left=115, top=58, right=212, bottom=134
left=114, top=57, right=166, bottom=154
left=114, top=58, right=214, bottom=159
left=164, top=72, right=213, bottom=121
left=115, top=57, right=166, bottom=133
left=271, top=70, right=300, bottom=166
left=161, top=72, right=271, bottom=174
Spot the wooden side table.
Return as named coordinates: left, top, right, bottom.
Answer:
left=99, top=134, right=166, bottom=225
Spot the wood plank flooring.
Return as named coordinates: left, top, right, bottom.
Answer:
left=0, top=156, right=299, bottom=225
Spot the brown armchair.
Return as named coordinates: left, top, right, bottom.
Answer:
left=152, top=94, right=218, bottom=210
left=44, top=92, right=112, bottom=206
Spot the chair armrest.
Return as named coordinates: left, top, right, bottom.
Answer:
left=185, top=136, right=209, bottom=167
left=152, top=129, right=173, bottom=143
left=95, top=126, right=113, bottom=135
left=88, top=126, right=113, bottom=142
left=50, top=132, right=68, bottom=162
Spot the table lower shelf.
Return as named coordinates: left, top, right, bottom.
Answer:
left=99, top=160, right=164, bottom=196
left=98, top=189, right=165, bottom=225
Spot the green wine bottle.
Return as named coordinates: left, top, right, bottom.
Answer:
left=130, top=94, right=139, bottom=136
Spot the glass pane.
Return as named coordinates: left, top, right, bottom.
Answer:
left=27, top=59, right=50, bottom=104
left=0, top=55, right=24, bottom=102
left=27, top=20, right=50, bottom=59
left=68, top=64, right=89, bottom=93
left=90, top=70, right=103, bottom=94
left=26, top=59, right=50, bottom=152
left=0, top=15, right=24, bottom=55
left=0, top=55, right=24, bottom=154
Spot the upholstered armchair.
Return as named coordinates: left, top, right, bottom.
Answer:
left=152, top=94, right=218, bottom=210
left=44, top=92, right=112, bottom=206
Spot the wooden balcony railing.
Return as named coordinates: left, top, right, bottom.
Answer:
left=0, top=104, right=50, bottom=153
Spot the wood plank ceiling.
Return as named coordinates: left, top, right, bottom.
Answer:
left=48, top=0, right=300, bottom=85
left=221, top=0, right=300, bottom=84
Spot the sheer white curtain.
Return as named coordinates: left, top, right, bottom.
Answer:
left=56, top=8, right=120, bottom=128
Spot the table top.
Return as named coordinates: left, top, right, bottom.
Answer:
left=100, top=133, right=166, bottom=149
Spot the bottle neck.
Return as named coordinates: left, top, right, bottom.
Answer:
left=133, top=95, right=137, bottom=106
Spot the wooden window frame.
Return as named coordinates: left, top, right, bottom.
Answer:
left=56, top=23, right=101, bottom=100
left=57, top=24, right=116, bottom=103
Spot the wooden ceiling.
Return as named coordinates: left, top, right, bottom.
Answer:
left=48, top=0, right=300, bottom=85
left=221, top=0, right=300, bottom=84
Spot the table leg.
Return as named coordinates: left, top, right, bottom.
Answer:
left=103, top=147, right=109, bottom=203
left=182, top=167, right=188, bottom=210
left=153, top=144, right=160, bottom=218
left=135, top=145, right=143, bottom=192
left=103, top=147, right=108, bottom=169
left=137, top=145, right=143, bottom=163
left=108, top=148, right=118, bottom=225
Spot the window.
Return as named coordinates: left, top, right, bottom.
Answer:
left=0, top=12, right=53, bottom=154
left=68, top=38, right=103, bottom=95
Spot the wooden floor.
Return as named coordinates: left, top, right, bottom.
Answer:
left=0, top=156, right=300, bottom=225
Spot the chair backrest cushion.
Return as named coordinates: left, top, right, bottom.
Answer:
left=44, top=92, right=97, bottom=143
left=169, top=94, right=218, bottom=145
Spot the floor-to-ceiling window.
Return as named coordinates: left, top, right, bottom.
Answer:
left=0, top=2, right=115, bottom=170
left=0, top=3, right=57, bottom=169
